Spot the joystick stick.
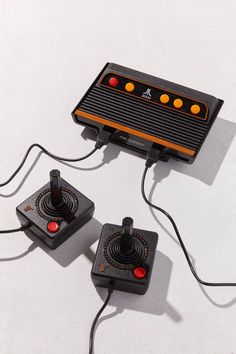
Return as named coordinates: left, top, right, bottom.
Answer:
left=120, top=217, right=133, bottom=254
left=50, top=169, right=63, bottom=208
left=91, top=217, right=158, bottom=294
left=16, top=169, right=95, bottom=249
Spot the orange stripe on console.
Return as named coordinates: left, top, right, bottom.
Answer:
left=75, top=109, right=196, bottom=156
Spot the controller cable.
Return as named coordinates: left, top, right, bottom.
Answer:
left=0, top=130, right=112, bottom=234
left=142, top=149, right=236, bottom=287
left=0, top=223, right=31, bottom=234
left=89, top=284, right=114, bottom=354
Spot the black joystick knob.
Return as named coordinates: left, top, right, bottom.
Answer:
left=120, top=217, right=134, bottom=254
left=50, top=169, right=63, bottom=207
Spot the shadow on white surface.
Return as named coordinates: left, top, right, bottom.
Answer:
left=82, top=117, right=236, bottom=185
left=151, top=117, right=236, bottom=185
left=197, top=282, right=236, bottom=308
left=94, top=250, right=182, bottom=322
left=1, top=117, right=233, bottom=199
left=24, top=217, right=102, bottom=267
left=0, top=150, right=105, bottom=199
left=147, top=167, right=236, bottom=309
left=0, top=151, right=43, bottom=198
left=0, top=243, right=37, bottom=262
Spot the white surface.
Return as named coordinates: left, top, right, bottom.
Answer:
left=0, top=1, right=236, bottom=353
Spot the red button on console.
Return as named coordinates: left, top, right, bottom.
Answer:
left=108, top=77, right=119, bottom=87
left=133, top=267, right=147, bottom=279
left=47, top=221, right=60, bottom=233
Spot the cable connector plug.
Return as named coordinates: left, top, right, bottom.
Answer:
left=145, top=147, right=162, bottom=167
left=95, top=129, right=113, bottom=149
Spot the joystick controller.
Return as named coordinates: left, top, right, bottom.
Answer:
left=16, top=169, right=95, bottom=249
left=91, top=217, right=158, bottom=294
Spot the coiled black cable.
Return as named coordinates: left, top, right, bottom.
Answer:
left=0, top=143, right=99, bottom=188
left=0, top=223, right=31, bottom=234
left=141, top=163, right=236, bottom=287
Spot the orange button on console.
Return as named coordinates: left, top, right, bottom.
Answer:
left=125, top=82, right=135, bottom=92
left=191, top=104, right=201, bottom=114
left=160, top=94, right=170, bottom=104
left=173, top=98, right=183, bottom=109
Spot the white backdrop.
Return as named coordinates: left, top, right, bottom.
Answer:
left=0, top=1, right=236, bottom=353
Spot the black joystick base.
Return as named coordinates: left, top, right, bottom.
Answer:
left=91, top=218, right=158, bottom=295
left=16, top=170, right=95, bottom=249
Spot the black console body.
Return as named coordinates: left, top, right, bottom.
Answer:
left=72, top=63, right=223, bottom=164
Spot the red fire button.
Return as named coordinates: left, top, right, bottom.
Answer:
left=108, top=77, right=119, bottom=87
left=133, top=267, right=147, bottom=279
left=47, top=221, right=60, bottom=233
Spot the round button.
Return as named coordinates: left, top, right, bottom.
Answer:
left=47, top=221, right=60, bottom=233
left=173, top=98, right=183, bottom=109
left=133, top=267, right=147, bottom=279
left=108, top=77, right=119, bottom=87
left=160, top=94, right=170, bottom=104
left=125, top=82, right=135, bottom=92
left=191, top=104, right=201, bottom=115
